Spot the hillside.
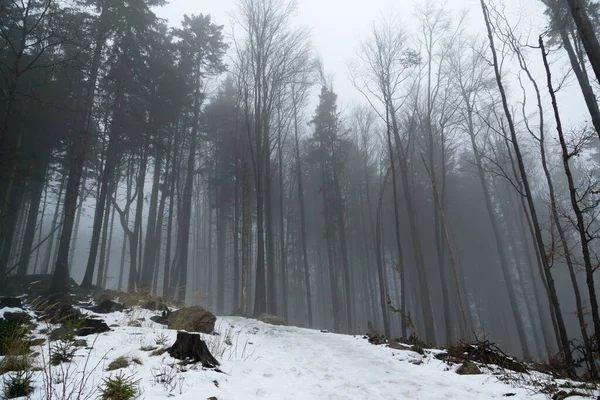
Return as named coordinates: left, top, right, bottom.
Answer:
left=1, top=303, right=598, bottom=400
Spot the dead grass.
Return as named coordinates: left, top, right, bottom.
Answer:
left=107, top=356, right=130, bottom=371
left=0, top=355, right=35, bottom=375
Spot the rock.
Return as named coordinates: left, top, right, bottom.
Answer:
left=128, top=321, right=142, bottom=328
left=109, top=324, right=120, bottom=328
left=258, top=313, right=286, bottom=326
left=2, top=311, right=31, bottom=325
left=90, top=299, right=124, bottom=314
left=456, top=361, right=482, bottom=375
left=73, top=339, right=87, bottom=347
left=52, top=317, right=110, bottom=338
left=0, top=297, right=22, bottom=308
left=168, top=306, right=216, bottom=334
left=39, top=303, right=83, bottom=324
left=75, top=318, right=110, bottom=336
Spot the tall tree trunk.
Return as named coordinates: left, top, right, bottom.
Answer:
left=265, top=138, right=277, bottom=315
left=540, top=35, right=600, bottom=353
left=233, top=158, right=241, bottom=311
left=384, top=107, right=407, bottom=340
left=240, top=160, right=251, bottom=315
left=118, top=158, right=134, bottom=292
left=463, top=93, right=532, bottom=358
left=43, top=171, right=66, bottom=274
left=50, top=8, right=109, bottom=294
left=565, top=0, right=600, bottom=85
left=174, top=91, right=200, bottom=303
left=375, top=167, right=392, bottom=337
left=141, top=144, right=164, bottom=290
left=103, top=189, right=117, bottom=289
left=480, top=0, right=573, bottom=368
left=557, top=24, right=600, bottom=139
left=128, top=141, right=150, bottom=293
left=17, top=158, right=47, bottom=276
left=96, top=179, right=114, bottom=288
left=292, top=97, right=312, bottom=328
left=216, top=181, right=227, bottom=315
left=69, top=174, right=87, bottom=267
left=81, top=55, right=127, bottom=288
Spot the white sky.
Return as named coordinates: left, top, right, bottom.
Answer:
left=155, top=0, right=588, bottom=124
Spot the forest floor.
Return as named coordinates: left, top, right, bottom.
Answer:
left=1, top=304, right=598, bottom=400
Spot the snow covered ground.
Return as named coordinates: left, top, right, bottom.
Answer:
left=4, top=307, right=598, bottom=400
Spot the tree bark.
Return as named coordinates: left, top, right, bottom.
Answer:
left=540, top=35, right=600, bottom=354
left=565, top=0, right=600, bottom=85
left=480, top=0, right=572, bottom=368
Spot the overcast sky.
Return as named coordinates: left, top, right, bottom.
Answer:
left=155, top=0, right=588, bottom=124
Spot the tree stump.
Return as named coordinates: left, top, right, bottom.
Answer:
left=168, top=331, right=220, bottom=368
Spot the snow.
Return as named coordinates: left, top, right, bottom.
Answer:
left=2, top=307, right=597, bottom=400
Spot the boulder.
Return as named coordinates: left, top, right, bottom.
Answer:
left=456, top=361, right=482, bottom=375
left=90, top=299, right=124, bottom=314
left=168, top=306, right=216, bottom=334
left=40, top=303, right=83, bottom=324
left=258, top=313, right=286, bottom=326
left=75, top=318, right=110, bottom=336
left=0, top=297, right=22, bottom=309
left=50, top=317, right=110, bottom=339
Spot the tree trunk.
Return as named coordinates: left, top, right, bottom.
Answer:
left=174, top=91, right=200, bottom=303
left=69, top=174, right=87, bottom=268
left=557, top=25, right=600, bottom=139
left=480, top=0, right=572, bottom=368
left=463, top=93, right=531, bottom=358
left=292, top=97, right=312, bottom=328
left=81, top=23, right=119, bottom=290
left=240, top=160, right=251, bottom=315
left=43, top=171, right=66, bottom=274
left=375, top=168, right=391, bottom=337
left=17, top=159, right=47, bottom=276
left=540, top=35, right=600, bottom=356
left=96, top=178, right=115, bottom=288
left=141, top=144, right=164, bottom=290
left=565, top=0, right=600, bottom=85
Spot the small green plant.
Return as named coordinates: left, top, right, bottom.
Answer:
left=107, top=356, right=130, bottom=371
left=154, top=334, right=169, bottom=346
left=50, top=340, right=77, bottom=366
left=99, top=372, right=139, bottom=400
left=2, top=371, right=33, bottom=399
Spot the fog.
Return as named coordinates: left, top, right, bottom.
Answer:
left=2, top=0, right=600, bottom=377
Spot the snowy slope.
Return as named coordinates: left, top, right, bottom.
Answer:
left=10, top=308, right=597, bottom=400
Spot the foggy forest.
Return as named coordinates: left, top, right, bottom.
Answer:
left=2, top=0, right=600, bottom=379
